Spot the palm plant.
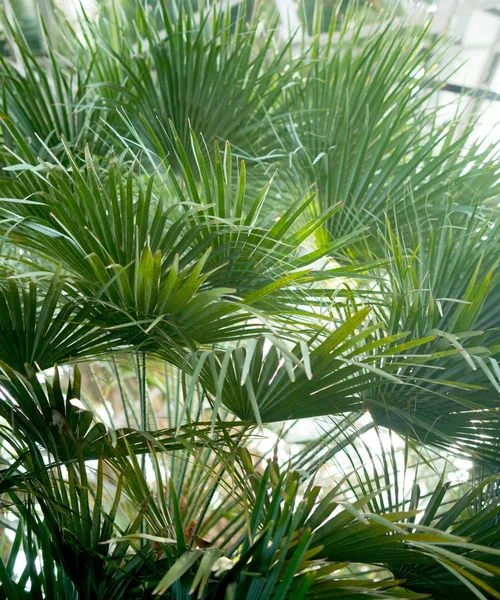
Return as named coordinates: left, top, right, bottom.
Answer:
left=0, top=0, right=499, bottom=598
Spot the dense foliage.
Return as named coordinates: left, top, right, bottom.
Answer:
left=0, top=1, right=499, bottom=598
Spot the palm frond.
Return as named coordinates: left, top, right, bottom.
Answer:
left=365, top=211, right=500, bottom=466
left=79, top=0, right=294, bottom=167
left=0, top=273, right=117, bottom=373
left=244, top=4, right=500, bottom=251
left=0, top=6, right=114, bottom=172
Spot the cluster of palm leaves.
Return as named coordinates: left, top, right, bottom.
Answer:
left=0, top=0, right=499, bottom=598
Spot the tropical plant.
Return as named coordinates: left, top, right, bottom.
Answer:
left=0, top=0, right=499, bottom=598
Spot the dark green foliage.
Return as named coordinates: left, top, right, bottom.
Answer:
left=0, top=0, right=499, bottom=598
